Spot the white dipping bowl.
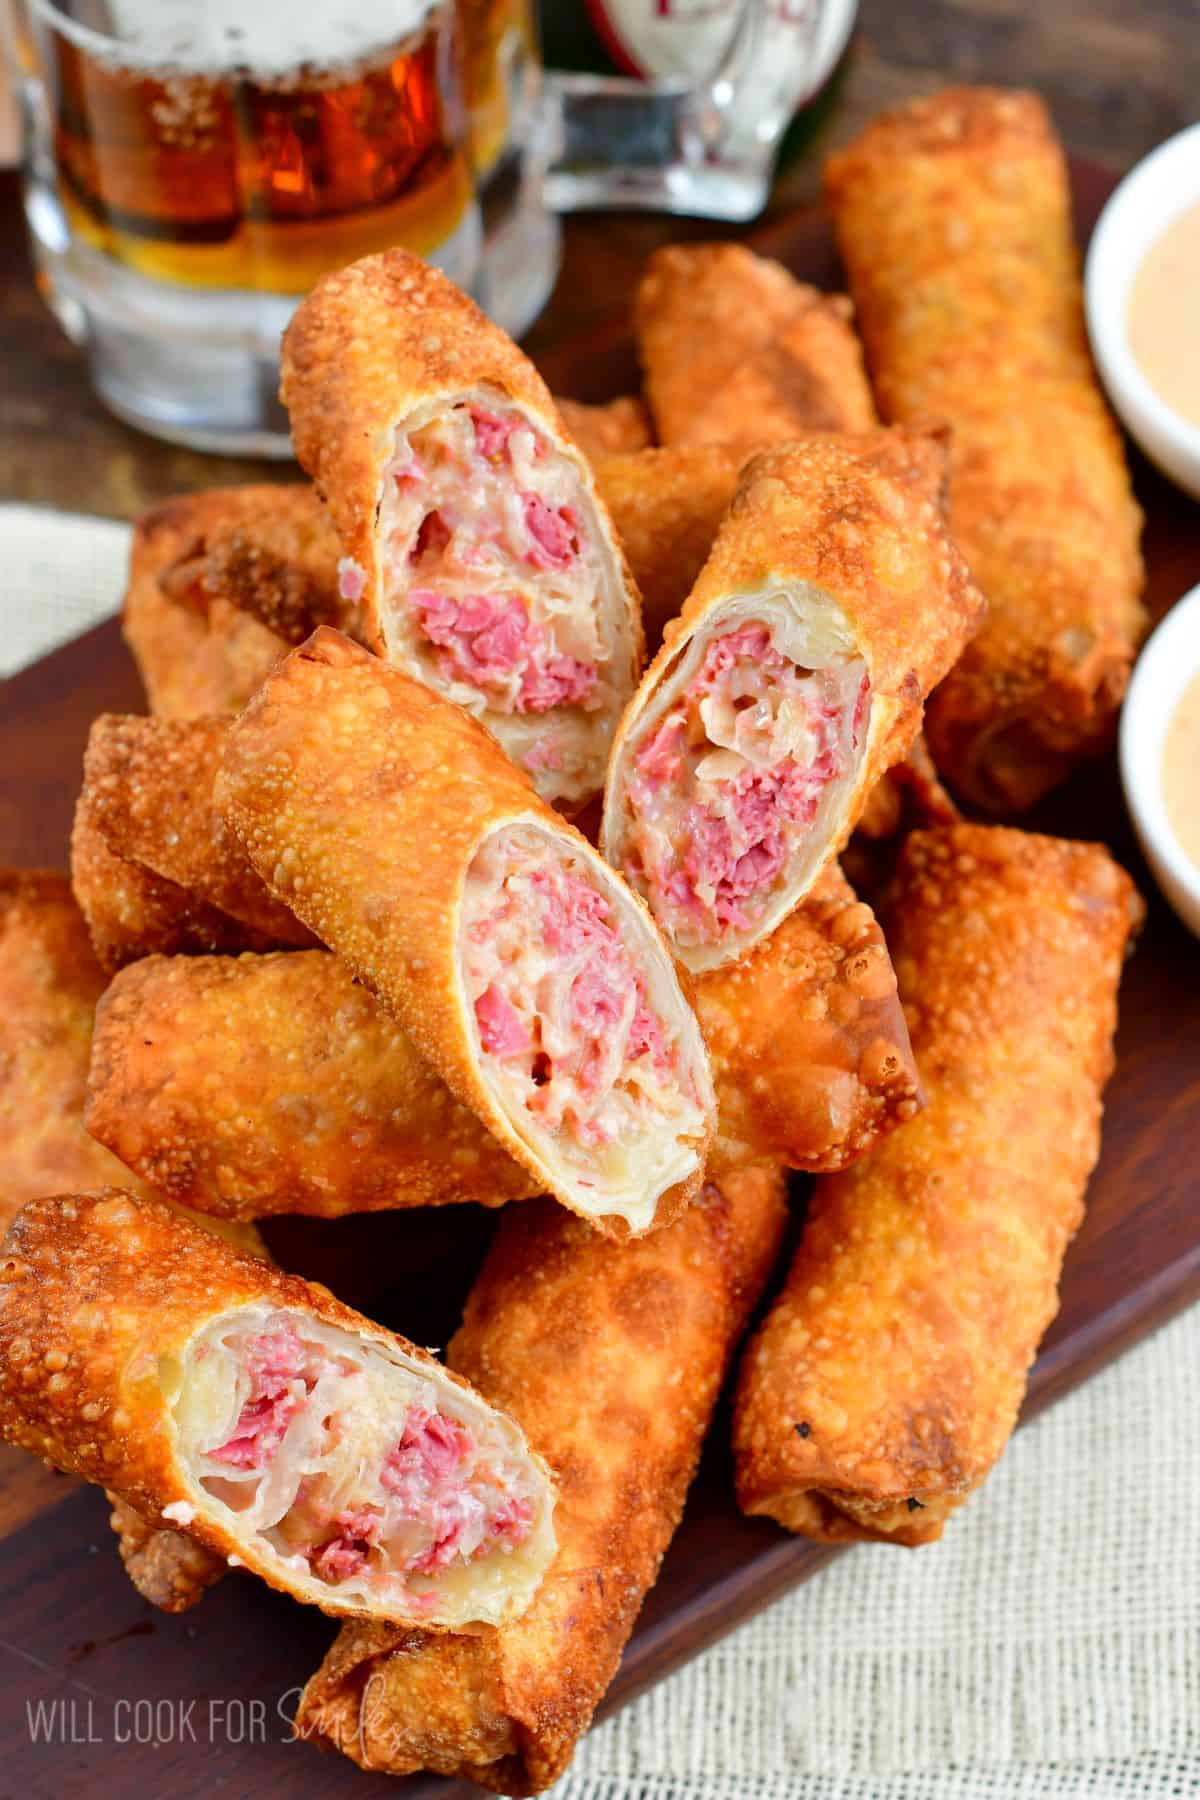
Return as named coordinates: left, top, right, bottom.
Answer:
left=1120, top=581, right=1200, bottom=938
left=1085, top=123, right=1200, bottom=501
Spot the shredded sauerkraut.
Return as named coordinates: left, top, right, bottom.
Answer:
left=460, top=825, right=707, bottom=1209
left=377, top=398, right=620, bottom=800
left=176, top=1309, right=541, bottom=1614
left=624, top=623, right=867, bottom=950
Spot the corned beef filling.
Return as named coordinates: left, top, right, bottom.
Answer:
left=624, top=623, right=868, bottom=949
left=377, top=400, right=611, bottom=729
left=184, top=1310, right=540, bottom=1610
left=461, top=828, right=706, bottom=1191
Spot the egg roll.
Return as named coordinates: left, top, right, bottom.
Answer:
left=219, top=629, right=714, bottom=1237
left=76, top=713, right=315, bottom=963
left=592, top=445, right=743, bottom=655
left=635, top=243, right=877, bottom=451
left=602, top=431, right=983, bottom=971
left=555, top=395, right=653, bottom=460
left=281, top=249, right=642, bottom=808
left=87, top=951, right=539, bottom=1220
left=0, top=1189, right=556, bottom=1626
left=733, top=823, right=1142, bottom=1544
left=699, top=863, right=922, bottom=1173
left=123, top=490, right=292, bottom=719
left=826, top=87, right=1145, bottom=810
left=842, top=733, right=961, bottom=898
left=297, top=1163, right=788, bottom=1793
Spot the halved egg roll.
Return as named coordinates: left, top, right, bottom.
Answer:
left=87, top=952, right=539, bottom=1220
left=297, top=1163, right=788, bottom=1792
left=0, top=1190, right=556, bottom=1626
left=733, top=824, right=1142, bottom=1544
left=826, top=87, right=1145, bottom=810
left=592, top=445, right=743, bottom=655
left=635, top=243, right=877, bottom=451
left=79, top=714, right=315, bottom=955
left=602, top=431, right=983, bottom=971
left=699, top=864, right=922, bottom=1173
left=281, top=249, right=643, bottom=808
left=219, top=629, right=714, bottom=1238
left=123, top=490, right=293, bottom=719
left=555, top=395, right=653, bottom=460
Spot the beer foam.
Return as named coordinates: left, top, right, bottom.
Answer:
left=103, top=0, right=437, bottom=79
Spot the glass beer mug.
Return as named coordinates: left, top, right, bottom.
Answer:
left=5, top=0, right=849, bottom=456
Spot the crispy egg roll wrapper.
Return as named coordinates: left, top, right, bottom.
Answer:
left=602, top=431, right=983, bottom=972
left=123, top=491, right=292, bottom=719
left=826, top=87, right=1145, bottom=810
left=0, top=870, right=262, bottom=1611
left=635, top=243, right=876, bottom=451
left=281, top=249, right=642, bottom=808
left=593, top=445, right=743, bottom=655
left=698, top=864, right=922, bottom=1174
left=219, top=630, right=715, bottom=1237
left=297, top=1163, right=788, bottom=1792
left=0, top=1189, right=556, bottom=1626
left=87, top=952, right=539, bottom=1220
left=195, top=485, right=346, bottom=647
left=842, top=733, right=961, bottom=898
left=81, top=714, right=314, bottom=950
left=734, top=824, right=1142, bottom=1545
left=555, top=395, right=653, bottom=460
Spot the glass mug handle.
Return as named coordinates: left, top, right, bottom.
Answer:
left=535, top=0, right=841, bottom=222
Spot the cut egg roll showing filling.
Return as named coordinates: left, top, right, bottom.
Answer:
left=603, top=435, right=984, bottom=971
left=0, top=1191, right=556, bottom=1628
left=218, top=630, right=714, bottom=1237
left=281, top=250, right=642, bottom=808
left=461, top=822, right=711, bottom=1226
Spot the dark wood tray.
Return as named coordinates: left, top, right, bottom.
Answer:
left=1, top=160, right=1198, bottom=1799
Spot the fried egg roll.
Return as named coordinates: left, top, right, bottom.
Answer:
left=79, top=714, right=315, bottom=955
left=734, top=824, right=1142, bottom=1544
left=281, top=249, right=642, bottom=808
left=635, top=244, right=877, bottom=451
left=106, top=1494, right=228, bottom=1613
left=826, top=87, right=1145, bottom=810
left=0, top=1190, right=556, bottom=1626
left=123, top=491, right=292, bottom=719
left=87, top=952, right=539, bottom=1220
left=699, top=864, right=922, bottom=1173
left=297, top=1163, right=788, bottom=1793
left=219, top=630, right=714, bottom=1237
left=602, top=432, right=983, bottom=971
left=555, top=395, right=654, bottom=460
left=842, top=733, right=961, bottom=898
left=592, top=445, right=743, bottom=655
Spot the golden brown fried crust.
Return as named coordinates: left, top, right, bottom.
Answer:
left=280, top=248, right=642, bottom=684
left=199, top=485, right=345, bottom=646
left=733, top=824, right=1143, bottom=1545
left=697, top=865, right=922, bottom=1173
left=80, top=714, right=315, bottom=953
left=0, top=1188, right=505, bottom=1619
left=842, top=734, right=961, bottom=896
left=218, top=629, right=713, bottom=1238
left=555, top=395, right=654, bottom=460
left=593, top=445, right=743, bottom=654
left=106, top=1494, right=227, bottom=1614
left=0, top=870, right=154, bottom=1228
left=635, top=243, right=877, bottom=450
left=297, top=1165, right=789, bottom=1792
left=602, top=431, right=985, bottom=924
left=124, top=490, right=292, bottom=719
left=87, top=952, right=539, bottom=1220
left=826, top=87, right=1145, bottom=811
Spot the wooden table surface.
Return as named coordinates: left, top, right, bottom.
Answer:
left=0, top=0, right=1198, bottom=1732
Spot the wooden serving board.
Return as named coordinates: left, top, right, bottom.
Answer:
left=1, top=161, right=1198, bottom=1799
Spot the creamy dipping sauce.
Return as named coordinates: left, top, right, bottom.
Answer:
left=1162, top=667, right=1200, bottom=869
left=1127, top=199, right=1200, bottom=428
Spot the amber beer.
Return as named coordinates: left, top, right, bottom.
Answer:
left=43, top=0, right=475, bottom=294
left=457, top=0, right=537, bottom=178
